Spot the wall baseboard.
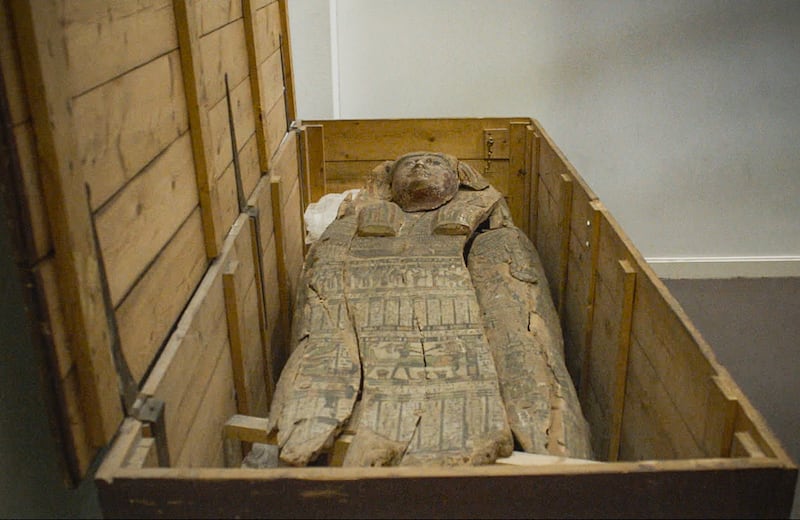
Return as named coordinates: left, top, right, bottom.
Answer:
left=646, top=256, right=800, bottom=279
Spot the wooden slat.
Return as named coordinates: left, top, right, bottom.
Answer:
left=198, top=0, right=242, bottom=37
left=0, top=0, right=29, bottom=125
left=11, top=0, right=123, bottom=451
left=223, top=414, right=271, bottom=444
left=12, top=122, right=51, bottom=260
left=264, top=93, right=288, bottom=160
left=258, top=49, right=285, bottom=124
left=206, top=75, right=256, bottom=183
left=608, top=260, right=636, bottom=461
left=73, top=50, right=189, bottom=211
left=198, top=18, right=249, bottom=108
left=96, top=461, right=798, bottom=519
left=139, top=222, right=237, bottom=463
left=277, top=0, right=296, bottom=123
left=556, top=174, right=573, bottom=317
left=95, top=133, right=199, bottom=307
left=303, top=124, right=325, bottom=203
left=174, top=343, right=237, bottom=468
left=115, top=208, right=208, bottom=383
left=508, top=121, right=529, bottom=231
left=63, top=0, right=177, bottom=96
left=242, top=0, right=270, bottom=174
left=528, top=130, right=541, bottom=246
left=305, top=118, right=529, bottom=161
left=174, top=0, right=222, bottom=258
left=253, top=1, right=282, bottom=65
left=222, top=218, right=269, bottom=418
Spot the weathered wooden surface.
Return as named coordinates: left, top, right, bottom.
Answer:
left=469, top=226, right=592, bottom=459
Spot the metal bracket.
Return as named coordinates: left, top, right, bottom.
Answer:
left=132, top=396, right=170, bottom=467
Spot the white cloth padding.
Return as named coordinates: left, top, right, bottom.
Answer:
left=304, top=189, right=361, bottom=244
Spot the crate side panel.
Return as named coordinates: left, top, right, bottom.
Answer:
left=94, top=133, right=199, bottom=308
left=96, top=463, right=797, bottom=519
left=63, top=0, right=177, bottom=97
left=307, top=118, right=525, bottom=161
left=73, top=51, right=189, bottom=211
left=115, top=208, right=208, bottom=384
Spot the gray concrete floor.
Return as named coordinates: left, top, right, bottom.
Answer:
left=665, top=278, right=800, bottom=519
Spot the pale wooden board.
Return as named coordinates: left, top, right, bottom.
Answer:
left=115, top=208, right=208, bottom=383
left=258, top=49, right=284, bottom=120
left=174, top=343, right=238, bottom=468
left=198, top=18, right=249, bottom=108
left=264, top=94, right=289, bottom=160
left=253, top=2, right=282, bottom=65
left=239, top=134, right=262, bottom=203
left=276, top=0, right=296, bottom=123
left=206, top=75, right=256, bottom=181
left=174, top=0, right=222, bottom=258
left=222, top=216, right=268, bottom=418
left=13, top=122, right=52, bottom=260
left=140, top=257, right=231, bottom=464
left=304, top=118, right=531, bottom=162
left=0, top=1, right=29, bottom=125
left=198, top=0, right=242, bottom=37
left=73, top=50, right=189, bottom=211
left=213, top=160, right=241, bottom=247
left=63, top=0, right=177, bottom=97
left=95, top=133, right=199, bottom=307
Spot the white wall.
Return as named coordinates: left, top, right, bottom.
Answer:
left=288, top=0, right=800, bottom=275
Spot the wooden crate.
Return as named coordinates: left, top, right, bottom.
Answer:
left=0, top=1, right=795, bottom=518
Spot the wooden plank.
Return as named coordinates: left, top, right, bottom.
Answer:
left=12, top=122, right=52, bottom=260
left=253, top=1, right=282, bottom=66
left=707, top=375, right=738, bottom=458
left=222, top=218, right=269, bottom=418
left=303, top=124, right=325, bottom=203
left=63, top=0, right=177, bottom=96
left=0, top=0, right=29, bottom=125
left=264, top=93, right=288, bottom=160
left=277, top=0, right=296, bottom=123
left=223, top=415, right=272, bottom=444
left=557, top=174, right=573, bottom=317
left=198, top=0, right=242, bottom=37
left=508, top=121, right=529, bottom=232
left=11, top=0, right=123, bottom=450
left=140, top=248, right=232, bottom=464
left=95, top=133, right=199, bottom=307
left=174, top=343, right=238, bottom=468
left=174, top=0, right=222, bottom=258
left=95, top=461, right=798, bottom=519
left=528, top=131, right=541, bottom=245
left=578, top=201, right=603, bottom=400
left=207, top=77, right=257, bottom=184
left=732, top=431, right=766, bottom=459
left=242, top=0, right=271, bottom=174
left=306, top=118, right=529, bottom=161
left=73, top=50, right=189, bottom=211
left=125, top=437, right=159, bottom=470
left=607, top=260, right=636, bottom=461
left=270, top=175, right=291, bottom=362
left=258, top=49, right=285, bottom=124
left=115, top=208, right=208, bottom=383
left=198, top=18, right=249, bottom=108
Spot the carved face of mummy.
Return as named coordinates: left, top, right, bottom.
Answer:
left=390, top=153, right=459, bottom=212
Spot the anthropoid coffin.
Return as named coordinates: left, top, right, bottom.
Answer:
left=1, top=0, right=795, bottom=517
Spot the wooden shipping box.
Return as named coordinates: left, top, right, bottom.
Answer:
left=0, top=1, right=796, bottom=517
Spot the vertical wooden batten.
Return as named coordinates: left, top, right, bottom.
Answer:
left=9, top=0, right=124, bottom=456
left=174, top=0, right=222, bottom=259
